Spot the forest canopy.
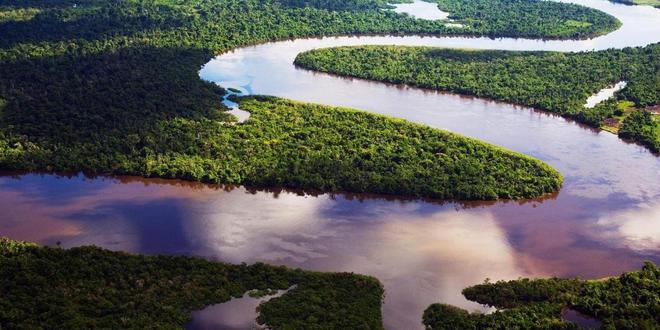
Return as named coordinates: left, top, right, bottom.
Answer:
left=3, top=238, right=657, bottom=329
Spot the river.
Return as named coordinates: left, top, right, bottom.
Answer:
left=1, top=0, right=659, bottom=329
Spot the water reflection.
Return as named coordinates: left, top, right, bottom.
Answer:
left=562, top=308, right=602, bottom=329
left=186, top=288, right=292, bottom=330
left=594, top=202, right=660, bottom=253
left=1, top=174, right=658, bottom=329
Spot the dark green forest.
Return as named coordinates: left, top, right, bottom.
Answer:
left=295, top=44, right=660, bottom=152
left=423, top=262, right=660, bottom=329
left=0, top=238, right=384, bottom=329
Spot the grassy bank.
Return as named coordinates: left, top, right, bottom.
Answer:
left=0, top=238, right=384, bottom=329
left=295, top=44, right=660, bottom=153
left=423, top=262, right=660, bottom=329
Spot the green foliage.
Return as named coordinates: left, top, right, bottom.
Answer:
left=257, top=272, right=385, bottom=329
left=271, top=0, right=391, bottom=11
left=0, top=0, right=619, bottom=53
left=0, top=6, right=40, bottom=23
left=462, top=278, right=583, bottom=309
left=423, top=262, right=660, bottom=330
left=435, top=0, right=620, bottom=39
left=573, top=262, right=660, bottom=329
left=295, top=44, right=660, bottom=152
left=0, top=237, right=384, bottom=329
left=423, top=304, right=477, bottom=329
left=424, top=302, right=578, bottom=330
left=619, top=110, right=660, bottom=152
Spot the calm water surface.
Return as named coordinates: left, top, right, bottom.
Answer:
left=2, top=0, right=660, bottom=329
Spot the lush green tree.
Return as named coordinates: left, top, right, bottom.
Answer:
left=619, top=110, right=660, bottom=152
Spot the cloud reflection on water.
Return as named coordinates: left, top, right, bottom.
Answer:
left=1, top=174, right=659, bottom=329
left=595, top=202, right=660, bottom=253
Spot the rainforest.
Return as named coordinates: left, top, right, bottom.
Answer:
left=1, top=0, right=659, bottom=329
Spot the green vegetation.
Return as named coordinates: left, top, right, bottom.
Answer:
left=0, top=0, right=619, bottom=51
left=295, top=44, right=660, bottom=153
left=434, top=0, right=620, bottom=39
left=599, top=100, right=634, bottom=134
left=0, top=6, right=40, bottom=23
left=4, top=237, right=657, bottom=329
left=423, top=262, right=660, bottom=329
left=619, top=109, right=660, bottom=152
left=0, top=237, right=384, bottom=329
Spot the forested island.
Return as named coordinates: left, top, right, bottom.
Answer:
left=423, top=262, right=660, bottom=329
left=295, top=44, right=660, bottom=152
left=1, top=92, right=564, bottom=200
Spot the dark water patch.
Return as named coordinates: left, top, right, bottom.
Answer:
left=562, top=308, right=603, bottom=329
left=185, top=287, right=293, bottom=330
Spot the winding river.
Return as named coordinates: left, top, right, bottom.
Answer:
left=1, top=0, right=659, bottom=329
